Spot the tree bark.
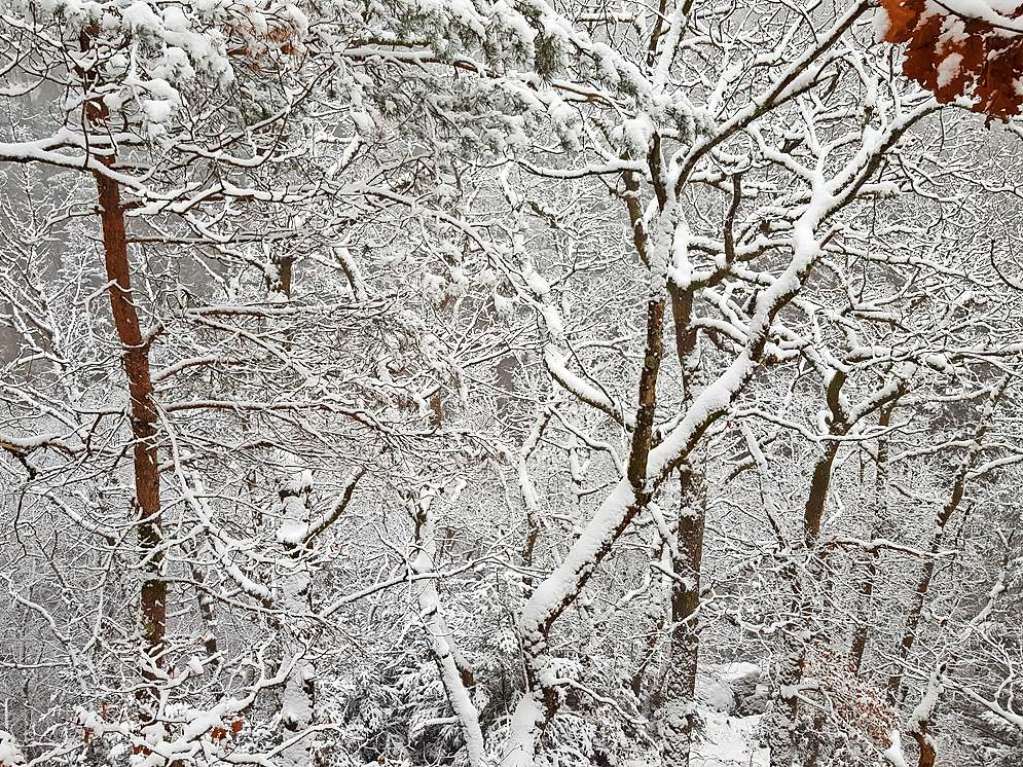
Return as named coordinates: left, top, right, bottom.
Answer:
left=412, top=488, right=486, bottom=767
left=278, top=470, right=318, bottom=767
left=94, top=169, right=166, bottom=698
left=887, top=380, right=1006, bottom=704
left=266, top=252, right=295, bottom=298
left=772, top=373, right=846, bottom=767
left=80, top=20, right=166, bottom=702
left=186, top=546, right=219, bottom=667
left=908, top=670, right=942, bottom=767
left=776, top=448, right=840, bottom=703
left=655, top=277, right=707, bottom=765
left=264, top=250, right=319, bottom=765
left=627, top=296, right=666, bottom=490
left=850, top=403, right=895, bottom=674
left=660, top=465, right=706, bottom=766
left=885, top=477, right=962, bottom=704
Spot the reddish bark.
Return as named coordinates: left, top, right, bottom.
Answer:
left=94, top=169, right=167, bottom=685
left=79, top=22, right=166, bottom=693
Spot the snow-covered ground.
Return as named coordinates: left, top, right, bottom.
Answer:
left=626, top=663, right=769, bottom=767
left=693, top=662, right=769, bottom=767
left=693, top=710, right=768, bottom=767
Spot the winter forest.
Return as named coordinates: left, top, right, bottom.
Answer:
left=2, top=1, right=1023, bottom=766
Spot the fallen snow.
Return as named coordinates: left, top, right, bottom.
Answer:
left=624, top=710, right=768, bottom=767
left=0, top=730, right=25, bottom=766
left=693, top=711, right=769, bottom=767
left=694, top=664, right=768, bottom=766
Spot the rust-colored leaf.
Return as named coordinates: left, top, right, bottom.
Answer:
left=880, top=0, right=925, bottom=43
left=883, top=1, right=1023, bottom=119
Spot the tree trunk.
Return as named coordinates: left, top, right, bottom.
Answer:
left=187, top=547, right=219, bottom=668
left=885, top=480, right=960, bottom=704
left=519, top=408, right=552, bottom=588
left=80, top=18, right=166, bottom=703
left=94, top=170, right=166, bottom=702
left=278, top=470, right=318, bottom=767
left=912, top=730, right=937, bottom=767
left=886, top=378, right=1006, bottom=703
left=772, top=372, right=845, bottom=767
left=850, top=403, right=894, bottom=674
left=908, top=670, right=942, bottom=767
left=412, top=487, right=486, bottom=767
left=659, top=465, right=706, bottom=767
left=658, top=283, right=704, bottom=765
left=266, top=252, right=295, bottom=299
left=777, top=446, right=839, bottom=687
left=264, top=251, right=319, bottom=765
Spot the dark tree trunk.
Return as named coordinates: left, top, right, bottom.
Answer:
left=660, top=465, right=706, bottom=766
left=656, top=281, right=705, bottom=765
left=266, top=252, right=295, bottom=298
left=850, top=403, right=895, bottom=674
left=886, top=479, right=961, bottom=704
left=886, top=379, right=1006, bottom=703
left=773, top=373, right=847, bottom=767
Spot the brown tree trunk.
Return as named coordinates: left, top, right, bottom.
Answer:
left=908, top=670, right=942, bottom=767
left=266, top=252, right=295, bottom=298
left=850, top=403, right=895, bottom=674
left=803, top=445, right=839, bottom=548
left=626, top=296, right=666, bottom=490
left=885, top=478, right=961, bottom=704
left=772, top=374, right=847, bottom=767
left=912, top=730, right=937, bottom=767
left=777, top=445, right=840, bottom=698
left=887, top=381, right=1005, bottom=704
left=660, top=465, right=706, bottom=766
left=79, top=21, right=165, bottom=701
left=93, top=170, right=166, bottom=695
left=657, top=281, right=706, bottom=765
